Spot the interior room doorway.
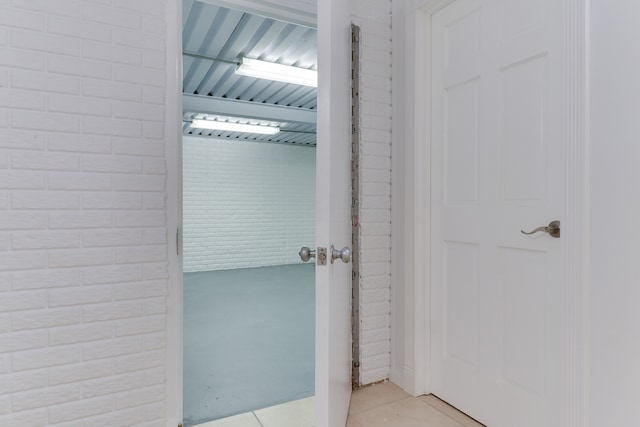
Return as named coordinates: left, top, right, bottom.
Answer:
left=180, top=2, right=318, bottom=425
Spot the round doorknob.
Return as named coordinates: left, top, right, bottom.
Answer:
left=331, top=245, right=351, bottom=264
left=299, top=246, right=315, bottom=262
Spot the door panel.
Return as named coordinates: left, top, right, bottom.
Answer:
left=431, top=1, right=564, bottom=426
left=315, top=0, right=352, bottom=426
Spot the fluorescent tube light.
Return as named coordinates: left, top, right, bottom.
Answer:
left=235, top=57, right=317, bottom=88
left=191, top=119, right=280, bottom=135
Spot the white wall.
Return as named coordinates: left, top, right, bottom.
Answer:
left=352, top=0, right=393, bottom=385
left=589, top=1, right=640, bottom=425
left=0, top=1, right=170, bottom=425
left=182, top=136, right=315, bottom=272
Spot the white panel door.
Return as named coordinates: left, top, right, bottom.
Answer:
left=315, top=0, right=353, bottom=426
left=430, top=0, right=564, bottom=426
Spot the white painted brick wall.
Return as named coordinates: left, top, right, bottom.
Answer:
left=0, top=0, right=169, bottom=425
left=352, top=0, right=393, bottom=386
left=182, top=136, right=316, bottom=272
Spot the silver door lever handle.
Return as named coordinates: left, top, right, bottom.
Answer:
left=521, top=220, right=560, bottom=238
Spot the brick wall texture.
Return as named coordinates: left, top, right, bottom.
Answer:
left=182, top=136, right=316, bottom=272
left=0, top=0, right=392, bottom=423
left=0, top=0, right=170, bottom=425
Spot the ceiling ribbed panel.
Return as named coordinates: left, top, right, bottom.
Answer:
left=182, top=0, right=317, bottom=146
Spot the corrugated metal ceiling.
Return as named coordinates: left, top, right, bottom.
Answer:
left=182, top=0, right=317, bottom=146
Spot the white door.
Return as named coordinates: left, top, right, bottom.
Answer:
left=430, top=0, right=564, bottom=426
left=315, top=0, right=353, bottom=426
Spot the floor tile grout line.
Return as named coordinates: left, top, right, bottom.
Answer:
left=252, top=411, right=265, bottom=427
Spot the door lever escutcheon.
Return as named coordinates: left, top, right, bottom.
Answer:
left=521, top=220, right=561, bottom=238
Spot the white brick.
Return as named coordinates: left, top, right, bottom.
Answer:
left=142, top=366, right=165, bottom=386
left=12, top=110, right=81, bottom=132
left=82, top=78, right=142, bottom=102
left=11, top=230, right=80, bottom=250
left=113, top=100, right=164, bottom=122
left=0, top=251, right=46, bottom=271
left=49, top=395, right=113, bottom=423
left=361, top=288, right=390, bottom=304
left=48, top=247, right=112, bottom=268
left=48, top=284, right=113, bottom=307
left=142, top=87, right=164, bottom=105
left=12, top=150, right=80, bottom=171
left=0, top=130, right=45, bottom=150
left=0, top=47, right=44, bottom=71
left=143, top=229, right=166, bottom=245
left=48, top=16, right=112, bottom=42
left=0, top=408, right=48, bottom=427
left=114, top=0, right=164, bottom=16
left=116, top=210, right=165, bottom=227
left=83, top=192, right=143, bottom=210
left=83, top=264, right=142, bottom=286
left=142, top=121, right=164, bottom=139
left=13, top=0, right=81, bottom=18
left=11, top=344, right=82, bottom=371
left=143, top=193, right=164, bottom=209
left=0, top=170, right=45, bottom=189
left=83, top=229, right=143, bottom=247
left=0, top=370, right=48, bottom=394
left=0, top=232, right=8, bottom=250
left=48, top=359, right=112, bottom=386
left=82, top=41, right=142, bottom=67
left=11, top=307, right=82, bottom=331
left=49, top=93, right=112, bottom=117
left=113, top=64, right=164, bottom=87
left=114, top=138, right=164, bottom=157
left=115, top=384, right=163, bottom=410
left=83, top=300, right=142, bottom=323
left=115, top=246, right=166, bottom=264
left=0, top=88, right=46, bottom=110
left=360, top=327, right=391, bottom=345
left=0, top=290, right=47, bottom=312
left=83, top=372, right=142, bottom=398
left=83, top=336, right=142, bottom=361
left=113, top=30, right=163, bottom=52
left=143, top=401, right=164, bottom=421
left=12, top=30, right=79, bottom=56
left=83, top=407, right=143, bottom=427
left=48, top=321, right=113, bottom=345
left=143, top=263, right=167, bottom=280
left=361, top=314, right=390, bottom=332
left=0, top=330, right=47, bottom=352
left=0, top=273, right=9, bottom=292
left=115, top=315, right=164, bottom=337
left=0, top=353, right=8, bottom=372
left=143, top=331, right=165, bottom=351
left=0, top=8, right=46, bottom=31
left=114, top=280, right=167, bottom=301
left=11, top=192, right=81, bottom=210
left=83, top=154, right=142, bottom=173
left=83, top=117, right=141, bottom=137
left=11, top=383, right=81, bottom=411
left=48, top=55, right=112, bottom=80
left=81, top=3, right=142, bottom=29
left=11, top=69, right=81, bottom=94
left=48, top=172, right=112, bottom=190
left=115, top=350, right=164, bottom=374
left=0, top=395, right=9, bottom=415
left=114, top=175, right=164, bottom=192
left=11, top=268, right=81, bottom=290
left=48, top=133, right=112, bottom=154
left=49, top=211, right=112, bottom=229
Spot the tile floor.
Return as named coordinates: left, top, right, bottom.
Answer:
left=194, top=381, right=485, bottom=427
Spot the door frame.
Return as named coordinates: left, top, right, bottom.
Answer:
left=164, top=1, right=318, bottom=425
left=394, top=0, right=590, bottom=424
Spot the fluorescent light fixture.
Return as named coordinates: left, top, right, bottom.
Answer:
left=191, top=119, right=280, bottom=135
left=235, top=57, right=317, bottom=87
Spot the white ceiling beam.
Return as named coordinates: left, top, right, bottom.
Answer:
left=183, top=93, right=317, bottom=124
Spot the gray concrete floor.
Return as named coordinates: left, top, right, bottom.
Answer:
left=183, top=264, right=315, bottom=427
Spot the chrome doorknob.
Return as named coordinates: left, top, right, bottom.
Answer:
left=299, top=246, right=316, bottom=262
left=331, top=245, right=351, bottom=264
